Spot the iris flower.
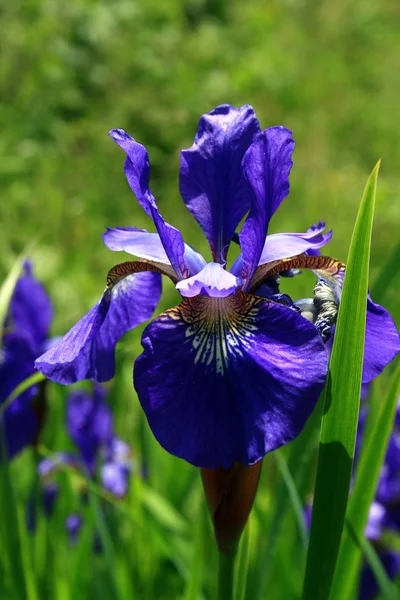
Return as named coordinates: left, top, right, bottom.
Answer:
left=66, top=385, right=132, bottom=498
left=28, top=386, right=132, bottom=539
left=1, top=261, right=53, bottom=459
left=36, top=104, right=399, bottom=470
left=356, top=400, right=400, bottom=599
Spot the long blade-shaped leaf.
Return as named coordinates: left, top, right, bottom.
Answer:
left=273, top=451, right=308, bottom=550
left=0, top=257, right=24, bottom=344
left=0, top=242, right=35, bottom=346
left=301, top=161, right=380, bottom=600
left=330, top=360, right=400, bottom=599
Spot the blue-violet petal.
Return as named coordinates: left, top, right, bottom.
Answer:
left=180, top=105, right=260, bottom=262
left=35, top=272, right=161, bottom=384
left=134, top=293, right=328, bottom=468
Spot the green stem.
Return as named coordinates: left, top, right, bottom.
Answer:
left=218, top=551, right=236, bottom=600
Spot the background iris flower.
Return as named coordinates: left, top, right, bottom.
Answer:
left=36, top=105, right=399, bottom=470
left=28, top=386, right=132, bottom=542
left=0, top=261, right=53, bottom=459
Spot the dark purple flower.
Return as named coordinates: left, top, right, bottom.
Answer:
left=65, top=513, right=82, bottom=545
left=359, top=549, right=400, bottom=600
left=36, top=105, right=399, bottom=469
left=0, top=261, right=53, bottom=459
left=100, top=438, right=131, bottom=498
left=354, top=398, right=400, bottom=599
left=67, top=385, right=113, bottom=475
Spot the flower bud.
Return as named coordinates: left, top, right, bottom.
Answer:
left=201, top=460, right=262, bottom=554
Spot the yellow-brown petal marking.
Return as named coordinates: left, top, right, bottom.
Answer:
left=106, top=260, right=178, bottom=291
left=249, top=253, right=346, bottom=297
left=161, top=293, right=261, bottom=376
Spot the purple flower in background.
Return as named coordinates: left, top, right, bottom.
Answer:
left=32, top=387, right=132, bottom=542
left=1, top=261, right=53, bottom=459
left=66, top=386, right=132, bottom=497
left=101, top=438, right=132, bottom=498
left=67, top=385, right=113, bottom=475
left=65, top=514, right=82, bottom=545
left=355, top=399, right=400, bottom=599
left=36, top=104, right=399, bottom=469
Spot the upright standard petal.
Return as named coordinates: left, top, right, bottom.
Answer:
left=134, top=293, right=327, bottom=468
left=109, top=129, right=189, bottom=280
left=180, top=105, right=260, bottom=262
left=9, top=260, right=53, bottom=355
left=239, top=127, right=294, bottom=287
left=35, top=271, right=161, bottom=384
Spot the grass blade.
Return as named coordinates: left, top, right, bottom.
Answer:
left=358, top=535, right=398, bottom=600
left=0, top=257, right=24, bottom=344
left=234, top=519, right=251, bottom=600
left=184, top=492, right=206, bottom=600
left=330, top=360, right=400, bottom=599
left=0, top=243, right=35, bottom=345
left=371, top=240, right=400, bottom=306
left=301, top=161, right=380, bottom=600
left=273, top=451, right=308, bottom=551
left=254, top=398, right=323, bottom=600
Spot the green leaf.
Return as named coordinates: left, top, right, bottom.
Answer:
left=0, top=243, right=36, bottom=348
left=184, top=492, right=206, bottom=600
left=0, top=450, right=37, bottom=599
left=330, top=360, right=400, bottom=599
left=273, top=450, right=308, bottom=551
left=371, top=239, right=400, bottom=307
left=142, top=487, right=189, bottom=534
left=0, top=257, right=25, bottom=346
left=254, top=398, right=323, bottom=600
left=301, top=161, right=380, bottom=600
left=234, top=518, right=251, bottom=600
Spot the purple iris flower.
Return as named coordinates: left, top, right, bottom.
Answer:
left=67, top=385, right=114, bottom=476
left=66, top=386, right=132, bottom=497
left=65, top=514, right=83, bottom=545
left=100, top=437, right=132, bottom=498
left=1, top=261, right=53, bottom=459
left=356, top=399, right=400, bottom=599
left=60, top=387, right=132, bottom=495
left=32, top=387, right=132, bottom=542
left=36, top=104, right=399, bottom=469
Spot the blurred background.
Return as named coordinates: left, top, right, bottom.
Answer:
left=0, top=0, right=399, bottom=598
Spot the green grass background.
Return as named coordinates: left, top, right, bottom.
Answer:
left=0, top=0, right=399, bottom=598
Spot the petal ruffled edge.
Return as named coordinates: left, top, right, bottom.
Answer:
left=179, top=105, right=261, bottom=262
